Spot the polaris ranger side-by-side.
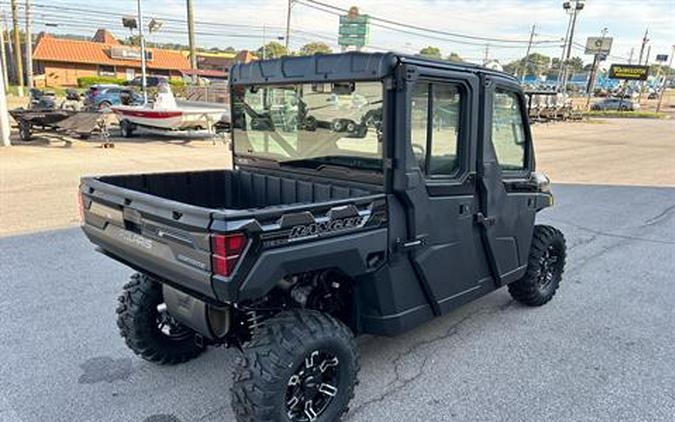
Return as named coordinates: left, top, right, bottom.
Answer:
left=80, top=53, right=566, bottom=422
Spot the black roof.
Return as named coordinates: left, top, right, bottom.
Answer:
left=230, top=51, right=518, bottom=85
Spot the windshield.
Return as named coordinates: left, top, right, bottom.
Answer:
left=232, top=81, right=384, bottom=173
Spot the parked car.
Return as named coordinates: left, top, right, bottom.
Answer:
left=80, top=52, right=567, bottom=422
left=123, top=75, right=169, bottom=88
left=591, top=97, right=640, bottom=111
left=84, top=84, right=142, bottom=111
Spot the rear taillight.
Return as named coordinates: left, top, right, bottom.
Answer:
left=211, top=233, right=247, bottom=277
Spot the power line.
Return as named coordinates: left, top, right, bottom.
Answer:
left=298, top=0, right=561, bottom=45
left=295, top=0, right=561, bottom=50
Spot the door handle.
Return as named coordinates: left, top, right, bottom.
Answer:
left=475, top=213, right=496, bottom=227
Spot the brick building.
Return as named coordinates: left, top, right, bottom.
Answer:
left=32, top=30, right=190, bottom=87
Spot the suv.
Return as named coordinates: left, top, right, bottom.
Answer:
left=80, top=53, right=566, bottom=422
left=84, top=84, right=142, bottom=111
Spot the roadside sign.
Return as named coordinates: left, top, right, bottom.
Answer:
left=655, top=54, right=669, bottom=62
left=584, top=36, right=613, bottom=55
left=338, top=6, right=370, bottom=48
left=608, top=64, right=649, bottom=81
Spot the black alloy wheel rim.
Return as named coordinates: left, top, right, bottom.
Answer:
left=285, top=350, right=340, bottom=421
left=537, top=245, right=560, bottom=289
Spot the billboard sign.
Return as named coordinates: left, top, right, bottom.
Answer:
left=608, top=64, right=649, bottom=81
left=655, top=54, right=669, bottom=63
left=584, top=37, right=613, bottom=55
left=338, top=7, right=370, bottom=48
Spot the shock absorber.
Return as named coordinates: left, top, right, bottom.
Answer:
left=245, top=310, right=265, bottom=336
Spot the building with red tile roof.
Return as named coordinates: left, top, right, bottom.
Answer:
left=33, top=30, right=190, bottom=87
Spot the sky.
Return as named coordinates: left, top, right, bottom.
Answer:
left=21, top=0, right=675, bottom=67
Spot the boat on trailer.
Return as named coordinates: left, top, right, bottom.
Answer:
left=111, top=83, right=229, bottom=137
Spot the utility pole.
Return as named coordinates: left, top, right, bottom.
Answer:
left=0, top=11, right=9, bottom=91
left=483, top=44, right=489, bottom=65
left=656, top=45, right=674, bottom=113
left=557, top=11, right=574, bottom=88
left=628, top=48, right=634, bottom=64
left=137, top=0, right=147, bottom=104
left=10, top=0, right=23, bottom=96
left=284, top=0, right=292, bottom=51
left=637, top=28, right=648, bottom=65
left=520, top=24, right=536, bottom=83
left=24, top=0, right=32, bottom=89
left=636, top=29, right=649, bottom=105
left=0, top=49, right=10, bottom=146
left=186, top=0, right=196, bottom=69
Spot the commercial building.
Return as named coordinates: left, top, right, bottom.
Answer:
left=32, top=30, right=190, bottom=87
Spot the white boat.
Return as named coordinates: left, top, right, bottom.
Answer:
left=112, top=83, right=229, bottom=135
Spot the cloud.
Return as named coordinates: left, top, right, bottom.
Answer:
left=58, top=0, right=675, bottom=65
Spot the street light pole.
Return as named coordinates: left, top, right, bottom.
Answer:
left=560, top=0, right=584, bottom=92
left=137, top=0, right=147, bottom=104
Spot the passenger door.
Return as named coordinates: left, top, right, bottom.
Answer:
left=400, top=70, right=494, bottom=315
left=477, top=77, right=537, bottom=286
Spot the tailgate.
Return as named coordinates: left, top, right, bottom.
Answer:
left=80, top=177, right=217, bottom=299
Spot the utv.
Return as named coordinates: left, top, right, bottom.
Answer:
left=80, top=52, right=566, bottom=422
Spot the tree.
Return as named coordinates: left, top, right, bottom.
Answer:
left=565, top=56, right=584, bottom=75
left=418, top=46, right=442, bottom=60
left=257, top=41, right=288, bottom=59
left=446, top=52, right=463, bottom=63
left=209, top=46, right=237, bottom=54
left=299, top=41, right=333, bottom=56
left=505, top=53, right=551, bottom=77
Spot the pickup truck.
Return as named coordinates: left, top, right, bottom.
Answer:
left=80, top=52, right=566, bottom=422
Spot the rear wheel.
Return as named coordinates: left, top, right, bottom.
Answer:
left=119, top=119, right=135, bottom=138
left=116, top=273, right=205, bottom=364
left=231, top=310, right=359, bottom=422
left=18, top=120, right=32, bottom=141
left=508, top=225, right=566, bottom=306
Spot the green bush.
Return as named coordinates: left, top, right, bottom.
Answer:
left=77, top=76, right=127, bottom=88
left=168, top=79, right=186, bottom=88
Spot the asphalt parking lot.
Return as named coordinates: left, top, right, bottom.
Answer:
left=1, top=183, right=674, bottom=422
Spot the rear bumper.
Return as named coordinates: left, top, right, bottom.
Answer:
left=82, top=224, right=217, bottom=300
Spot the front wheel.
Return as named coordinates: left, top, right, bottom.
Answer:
left=116, top=273, right=205, bottom=364
left=231, top=310, right=359, bottom=422
left=508, top=225, right=566, bottom=306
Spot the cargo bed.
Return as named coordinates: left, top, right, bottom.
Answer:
left=80, top=168, right=385, bottom=302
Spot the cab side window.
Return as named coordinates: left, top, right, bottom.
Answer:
left=492, top=89, right=527, bottom=171
left=410, top=82, right=462, bottom=176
